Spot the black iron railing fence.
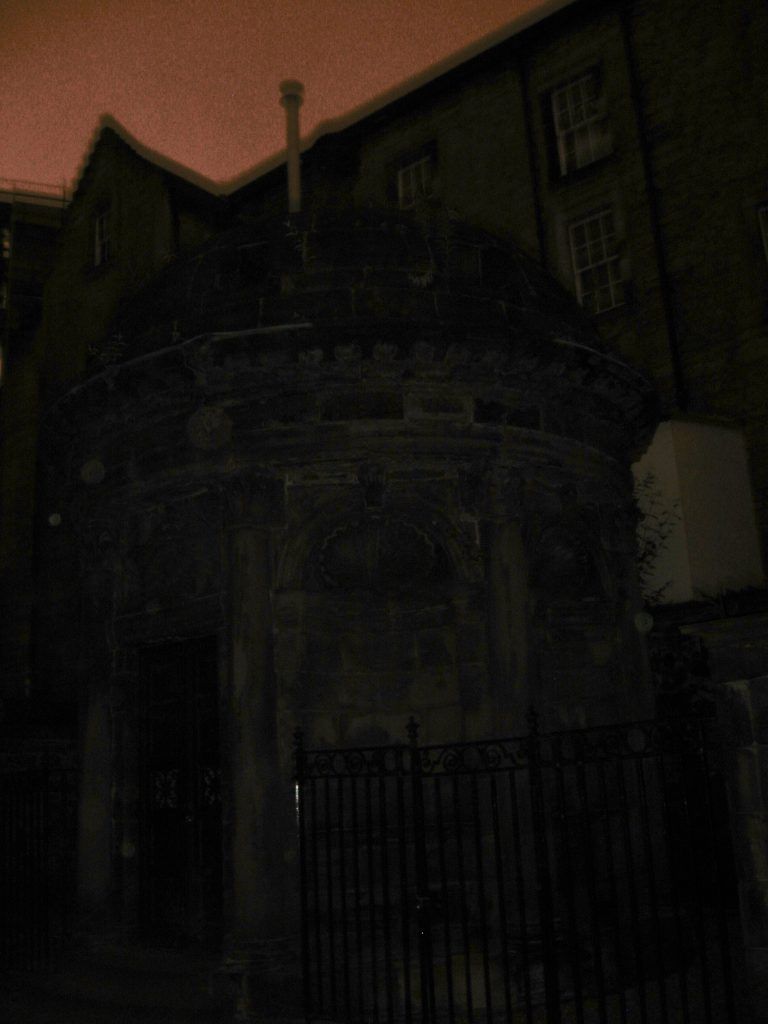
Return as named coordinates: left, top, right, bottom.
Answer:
left=0, top=748, right=77, bottom=971
left=294, top=713, right=738, bottom=1024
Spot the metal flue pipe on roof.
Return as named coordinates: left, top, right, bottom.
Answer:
left=279, top=79, right=304, bottom=214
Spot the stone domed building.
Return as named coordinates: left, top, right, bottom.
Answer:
left=33, top=197, right=657, bottom=1010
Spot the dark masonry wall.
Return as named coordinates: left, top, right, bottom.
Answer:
left=0, top=185, right=65, bottom=720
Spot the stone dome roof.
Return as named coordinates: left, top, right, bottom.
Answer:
left=99, top=206, right=605, bottom=365
left=46, top=205, right=658, bottom=495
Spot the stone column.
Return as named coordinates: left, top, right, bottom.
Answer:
left=718, top=677, right=768, bottom=1013
left=73, top=519, right=119, bottom=942
left=222, top=474, right=296, bottom=1020
left=76, top=674, right=113, bottom=935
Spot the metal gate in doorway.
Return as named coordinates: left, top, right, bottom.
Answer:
left=294, top=714, right=738, bottom=1024
left=0, top=749, right=77, bottom=970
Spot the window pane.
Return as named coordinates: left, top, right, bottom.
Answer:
left=552, top=70, right=607, bottom=175
left=570, top=209, right=623, bottom=313
left=397, top=155, right=433, bottom=208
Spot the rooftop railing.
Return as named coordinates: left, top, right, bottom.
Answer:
left=0, top=177, right=70, bottom=206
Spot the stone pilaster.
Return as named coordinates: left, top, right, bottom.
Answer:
left=76, top=675, right=113, bottom=936
left=222, top=474, right=297, bottom=1021
left=473, top=467, right=531, bottom=732
left=73, top=514, right=119, bottom=941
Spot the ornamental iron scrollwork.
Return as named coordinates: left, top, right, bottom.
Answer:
left=200, top=766, right=222, bottom=806
left=151, top=768, right=179, bottom=808
left=294, top=712, right=712, bottom=780
left=299, top=743, right=407, bottom=779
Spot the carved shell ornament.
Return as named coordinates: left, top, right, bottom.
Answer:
left=186, top=405, right=233, bottom=450
left=317, top=516, right=437, bottom=592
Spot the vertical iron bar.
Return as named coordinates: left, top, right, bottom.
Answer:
left=42, top=770, right=49, bottom=966
left=408, top=719, right=435, bottom=1024
left=28, top=771, right=36, bottom=968
left=28, top=773, right=33, bottom=963
left=490, top=772, right=513, bottom=1021
left=379, top=771, right=395, bottom=1023
left=6, top=779, right=12, bottom=968
left=551, top=735, right=584, bottom=1024
left=25, top=772, right=31, bottom=968
left=470, top=772, right=493, bottom=1024
left=12, top=778, right=18, bottom=968
left=325, top=777, right=338, bottom=1012
left=597, top=761, right=629, bottom=1024
left=615, top=756, right=649, bottom=1024
left=509, top=768, right=534, bottom=1024
left=434, top=775, right=456, bottom=1024
left=351, top=771, right=367, bottom=1022
left=309, top=777, right=324, bottom=1013
left=573, top=738, right=608, bottom=1024
left=635, top=753, right=669, bottom=1024
left=675, top=737, right=714, bottom=1024
left=26, top=772, right=33, bottom=967
left=27, top=773, right=33, bottom=967
left=696, top=721, right=737, bottom=1022
left=19, top=777, right=25, bottom=968
left=452, top=772, right=475, bottom=1024
left=339, top=772, right=351, bottom=1020
left=655, top=747, right=692, bottom=1024
left=396, top=747, right=413, bottom=1024
left=29, top=772, right=35, bottom=967
left=528, top=717, right=562, bottom=1024
left=366, top=774, right=381, bottom=1023
left=14, top=776, right=20, bottom=969
left=2, top=778, right=7, bottom=967
left=0, top=777, right=5, bottom=968
left=294, top=732, right=312, bottom=1022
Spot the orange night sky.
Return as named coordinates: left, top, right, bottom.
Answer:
left=1, top=0, right=553, bottom=195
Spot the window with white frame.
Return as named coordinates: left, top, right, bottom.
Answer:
left=397, top=154, right=434, bottom=209
left=93, top=208, right=110, bottom=267
left=569, top=208, right=623, bottom=313
left=551, top=70, right=609, bottom=177
left=758, top=205, right=768, bottom=265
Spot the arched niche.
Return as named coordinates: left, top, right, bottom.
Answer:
left=274, top=503, right=487, bottom=750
